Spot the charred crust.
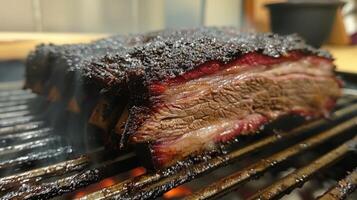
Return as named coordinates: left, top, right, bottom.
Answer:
left=25, top=35, right=132, bottom=94
left=84, top=27, right=332, bottom=94
left=27, top=27, right=332, bottom=98
left=121, top=106, right=151, bottom=149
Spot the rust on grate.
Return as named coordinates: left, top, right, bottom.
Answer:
left=184, top=118, right=357, bottom=200
left=248, top=136, right=357, bottom=200
left=0, top=156, right=89, bottom=191
left=2, top=152, right=138, bottom=199
left=317, top=169, right=357, bottom=200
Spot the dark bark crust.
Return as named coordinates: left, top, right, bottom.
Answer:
left=84, top=27, right=332, bottom=92
left=26, top=27, right=331, bottom=96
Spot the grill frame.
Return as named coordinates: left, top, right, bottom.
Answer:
left=0, top=76, right=356, bottom=200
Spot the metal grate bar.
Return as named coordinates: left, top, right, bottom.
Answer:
left=317, top=169, right=357, bottom=200
left=0, top=89, right=30, bottom=97
left=0, top=121, right=46, bottom=135
left=0, top=81, right=24, bottom=91
left=248, top=136, right=357, bottom=200
left=0, top=116, right=40, bottom=127
left=184, top=117, right=357, bottom=200
left=1, top=169, right=99, bottom=200
left=336, top=97, right=357, bottom=107
left=0, top=127, right=53, bottom=146
left=0, top=136, right=61, bottom=157
left=0, top=110, right=33, bottom=120
left=343, top=88, right=357, bottom=96
left=0, top=105, right=29, bottom=114
left=3, top=153, right=138, bottom=200
left=0, top=101, right=31, bottom=109
left=0, top=156, right=89, bottom=192
left=0, top=93, right=36, bottom=102
left=0, top=146, right=73, bottom=172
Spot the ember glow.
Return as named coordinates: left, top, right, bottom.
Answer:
left=163, top=185, right=192, bottom=199
left=130, top=166, right=146, bottom=177
left=73, top=177, right=116, bottom=199
left=72, top=167, right=146, bottom=198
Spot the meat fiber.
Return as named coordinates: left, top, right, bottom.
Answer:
left=131, top=53, right=340, bottom=168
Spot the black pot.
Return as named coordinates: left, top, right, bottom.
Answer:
left=266, top=1, right=344, bottom=47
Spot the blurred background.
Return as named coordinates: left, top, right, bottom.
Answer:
left=0, top=0, right=356, bottom=44
left=0, top=0, right=243, bottom=33
left=0, top=0, right=356, bottom=80
left=0, top=0, right=355, bottom=38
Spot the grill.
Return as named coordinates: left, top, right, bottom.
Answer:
left=0, top=74, right=356, bottom=200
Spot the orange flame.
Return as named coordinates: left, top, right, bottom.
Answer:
left=75, top=167, right=195, bottom=199
left=130, top=167, right=146, bottom=177
left=163, top=185, right=192, bottom=199
left=73, top=178, right=116, bottom=199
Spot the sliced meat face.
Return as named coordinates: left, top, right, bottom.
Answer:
left=130, top=53, right=341, bottom=168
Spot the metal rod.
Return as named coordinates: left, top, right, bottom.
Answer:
left=0, top=156, right=89, bottom=191
left=0, top=81, right=23, bottom=91
left=0, top=121, right=45, bottom=135
left=0, top=169, right=99, bottom=200
left=0, top=147, right=131, bottom=192
left=0, top=136, right=60, bottom=157
left=80, top=105, right=357, bottom=200
left=0, top=116, right=41, bottom=128
left=0, top=90, right=30, bottom=97
left=184, top=117, right=357, bottom=200
left=316, top=169, right=357, bottom=200
left=0, top=146, right=73, bottom=171
left=0, top=110, right=32, bottom=120
left=0, top=105, right=29, bottom=114
left=0, top=93, right=36, bottom=102
left=3, top=153, right=138, bottom=200
left=248, top=137, right=357, bottom=200
left=335, top=97, right=357, bottom=108
left=0, top=101, right=30, bottom=109
left=343, top=88, right=357, bottom=96
left=0, top=127, right=52, bottom=146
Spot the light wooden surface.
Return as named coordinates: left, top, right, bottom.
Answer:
left=324, top=45, right=357, bottom=73
left=0, top=32, right=107, bottom=60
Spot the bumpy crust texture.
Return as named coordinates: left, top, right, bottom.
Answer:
left=83, top=27, right=332, bottom=93
left=25, top=35, right=134, bottom=92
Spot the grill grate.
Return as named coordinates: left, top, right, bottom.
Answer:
left=317, top=169, right=357, bottom=200
left=0, top=82, right=356, bottom=200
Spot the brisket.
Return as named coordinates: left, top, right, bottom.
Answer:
left=25, top=27, right=341, bottom=169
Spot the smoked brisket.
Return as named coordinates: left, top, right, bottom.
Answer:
left=25, top=27, right=341, bottom=169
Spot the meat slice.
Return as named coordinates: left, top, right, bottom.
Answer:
left=130, top=53, right=340, bottom=168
